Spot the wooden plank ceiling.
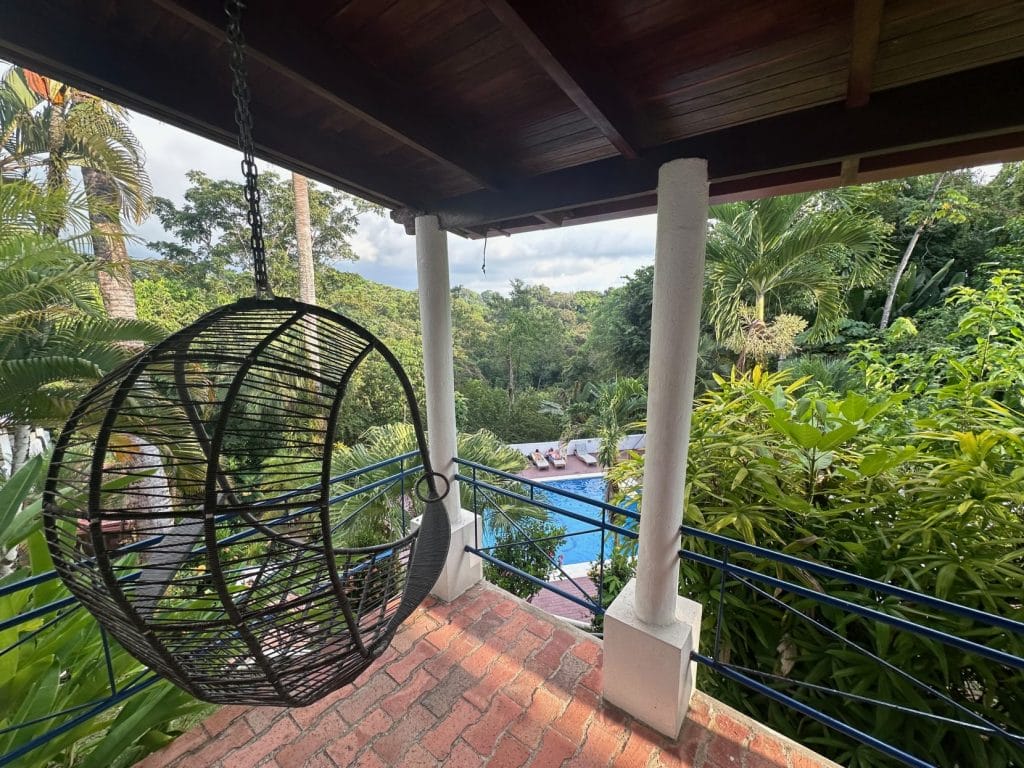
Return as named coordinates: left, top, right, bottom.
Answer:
left=1, top=0, right=1023, bottom=238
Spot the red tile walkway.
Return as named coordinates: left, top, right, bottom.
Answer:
left=530, top=577, right=598, bottom=623
left=137, top=583, right=838, bottom=768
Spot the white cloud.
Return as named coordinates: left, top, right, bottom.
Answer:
left=120, top=110, right=656, bottom=294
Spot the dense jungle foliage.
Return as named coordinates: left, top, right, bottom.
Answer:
left=134, top=165, right=1024, bottom=448
left=607, top=273, right=1024, bottom=767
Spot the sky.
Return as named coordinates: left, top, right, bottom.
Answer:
left=127, top=111, right=657, bottom=295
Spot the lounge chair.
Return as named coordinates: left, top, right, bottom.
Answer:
left=548, top=448, right=567, bottom=469
left=578, top=451, right=598, bottom=467
left=531, top=449, right=550, bottom=469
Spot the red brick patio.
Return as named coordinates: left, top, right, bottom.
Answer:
left=136, top=583, right=837, bottom=768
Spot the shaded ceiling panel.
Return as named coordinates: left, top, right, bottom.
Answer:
left=0, top=0, right=1020, bottom=236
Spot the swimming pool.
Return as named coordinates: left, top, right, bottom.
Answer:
left=481, top=475, right=618, bottom=567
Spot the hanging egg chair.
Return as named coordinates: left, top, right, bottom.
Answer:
left=41, top=0, right=450, bottom=707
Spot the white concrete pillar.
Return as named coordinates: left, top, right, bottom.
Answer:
left=635, top=158, right=708, bottom=625
left=415, top=215, right=481, bottom=601
left=603, top=158, right=707, bottom=738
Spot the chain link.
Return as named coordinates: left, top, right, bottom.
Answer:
left=225, top=0, right=272, bottom=297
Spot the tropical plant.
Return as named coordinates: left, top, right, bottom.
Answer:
left=587, top=541, right=636, bottom=632
left=482, top=517, right=567, bottom=601
left=0, top=456, right=212, bottom=768
left=582, top=378, right=646, bottom=498
left=878, top=174, right=977, bottom=329
left=330, top=423, right=536, bottom=533
left=0, top=226, right=163, bottom=471
left=1, top=68, right=151, bottom=227
left=607, top=272, right=1024, bottom=767
left=705, top=193, right=888, bottom=368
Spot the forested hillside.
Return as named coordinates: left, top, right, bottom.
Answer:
left=134, top=164, right=1024, bottom=445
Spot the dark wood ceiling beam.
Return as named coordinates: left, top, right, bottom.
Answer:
left=424, top=58, right=1024, bottom=230
left=0, top=3, right=426, bottom=211
left=846, top=0, right=885, bottom=107
left=466, top=132, right=1024, bottom=236
left=481, top=0, right=641, bottom=159
left=152, top=0, right=500, bottom=190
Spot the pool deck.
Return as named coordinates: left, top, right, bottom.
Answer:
left=519, top=454, right=602, bottom=480
left=518, top=450, right=642, bottom=481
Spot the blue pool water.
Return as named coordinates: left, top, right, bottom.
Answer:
left=482, top=475, right=614, bottom=566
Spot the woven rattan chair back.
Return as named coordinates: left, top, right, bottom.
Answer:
left=43, top=297, right=450, bottom=705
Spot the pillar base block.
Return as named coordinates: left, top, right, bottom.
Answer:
left=414, top=508, right=482, bottom=602
left=602, top=578, right=703, bottom=739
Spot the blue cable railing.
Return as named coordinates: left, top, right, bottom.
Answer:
left=455, top=458, right=637, bottom=619
left=0, top=451, right=422, bottom=768
left=6, top=454, right=1024, bottom=768
left=679, top=525, right=1024, bottom=768
left=456, top=459, right=1024, bottom=767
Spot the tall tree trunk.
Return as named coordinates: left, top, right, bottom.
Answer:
left=879, top=174, right=946, bottom=331
left=291, top=172, right=322, bottom=385
left=10, top=424, right=30, bottom=476
left=2, top=425, right=31, bottom=577
left=507, top=351, right=516, bottom=410
left=44, top=103, right=68, bottom=237
left=83, top=166, right=138, bottom=321
left=291, top=173, right=316, bottom=305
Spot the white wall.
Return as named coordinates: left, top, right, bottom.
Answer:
left=507, top=433, right=646, bottom=458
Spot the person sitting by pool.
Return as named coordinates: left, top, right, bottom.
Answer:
left=547, top=447, right=567, bottom=469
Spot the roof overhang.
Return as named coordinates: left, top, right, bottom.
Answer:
left=1, top=0, right=1022, bottom=238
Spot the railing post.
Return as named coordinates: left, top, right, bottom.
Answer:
left=602, top=158, right=706, bottom=739
left=415, top=214, right=481, bottom=601
left=399, top=455, right=407, bottom=531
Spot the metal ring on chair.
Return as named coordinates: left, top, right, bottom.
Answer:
left=415, top=471, right=450, bottom=503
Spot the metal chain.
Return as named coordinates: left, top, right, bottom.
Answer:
left=225, top=0, right=272, bottom=298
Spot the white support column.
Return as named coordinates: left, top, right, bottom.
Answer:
left=603, top=158, right=707, bottom=739
left=415, top=214, right=482, bottom=601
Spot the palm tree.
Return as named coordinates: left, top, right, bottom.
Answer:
left=0, top=181, right=162, bottom=473
left=2, top=68, right=151, bottom=319
left=705, top=194, right=886, bottom=368
left=330, top=423, right=541, bottom=539
left=585, top=378, right=647, bottom=501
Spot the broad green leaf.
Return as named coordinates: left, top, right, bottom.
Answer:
left=788, top=423, right=823, bottom=449
left=818, top=423, right=859, bottom=451
left=0, top=454, right=42, bottom=536
left=859, top=451, right=890, bottom=476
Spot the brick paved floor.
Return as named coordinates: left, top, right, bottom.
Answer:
left=136, top=583, right=837, bottom=768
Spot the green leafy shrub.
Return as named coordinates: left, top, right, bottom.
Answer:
left=0, top=457, right=212, bottom=768
left=587, top=542, right=636, bottom=632
left=611, top=273, right=1024, bottom=767
left=483, top=517, right=567, bottom=601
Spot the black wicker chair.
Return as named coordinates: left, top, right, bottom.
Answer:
left=43, top=297, right=450, bottom=705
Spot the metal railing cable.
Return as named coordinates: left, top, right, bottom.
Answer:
left=681, top=524, right=1024, bottom=768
